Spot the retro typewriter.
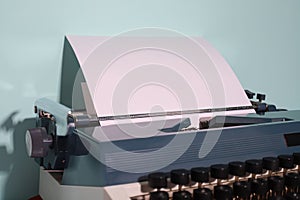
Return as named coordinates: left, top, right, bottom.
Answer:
left=26, top=35, right=300, bottom=200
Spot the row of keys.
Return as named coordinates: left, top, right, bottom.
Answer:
left=131, top=153, right=300, bottom=200
left=147, top=173, right=299, bottom=200
left=148, top=184, right=299, bottom=200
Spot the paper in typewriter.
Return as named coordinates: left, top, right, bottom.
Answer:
left=67, top=34, right=254, bottom=127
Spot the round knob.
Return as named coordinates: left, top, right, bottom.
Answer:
left=172, top=191, right=192, bottom=200
left=245, top=159, right=263, bottom=174
left=233, top=181, right=251, bottom=199
left=278, top=155, right=294, bottom=169
left=191, top=167, right=209, bottom=183
left=245, top=90, right=255, bottom=99
left=148, top=172, right=167, bottom=189
left=268, top=176, right=285, bottom=193
left=256, top=103, right=267, bottom=113
left=210, top=164, right=229, bottom=179
left=284, top=173, right=300, bottom=188
left=193, top=188, right=212, bottom=200
left=256, top=93, right=266, bottom=102
left=262, top=157, right=279, bottom=171
left=286, top=193, right=300, bottom=200
left=150, top=191, right=169, bottom=200
left=25, top=127, right=53, bottom=158
left=267, top=104, right=277, bottom=112
left=267, top=104, right=277, bottom=111
left=250, top=178, right=268, bottom=196
left=170, top=169, right=190, bottom=186
left=292, top=152, right=300, bottom=165
left=228, top=161, right=245, bottom=177
left=214, top=185, right=233, bottom=200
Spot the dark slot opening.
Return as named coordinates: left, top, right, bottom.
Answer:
left=200, top=116, right=292, bottom=129
left=284, top=132, right=300, bottom=147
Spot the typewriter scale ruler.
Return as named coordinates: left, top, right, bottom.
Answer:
left=98, top=105, right=254, bottom=121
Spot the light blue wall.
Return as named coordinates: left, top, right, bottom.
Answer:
left=0, top=0, right=299, bottom=199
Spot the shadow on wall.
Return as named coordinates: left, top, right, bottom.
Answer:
left=0, top=111, right=39, bottom=200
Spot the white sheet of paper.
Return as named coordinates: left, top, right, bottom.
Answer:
left=67, top=35, right=254, bottom=126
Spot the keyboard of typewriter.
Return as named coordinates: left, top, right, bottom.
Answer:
left=131, top=153, right=300, bottom=200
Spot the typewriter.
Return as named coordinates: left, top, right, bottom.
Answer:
left=26, top=35, right=300, bottom=200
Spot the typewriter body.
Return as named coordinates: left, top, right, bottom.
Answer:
left=26, top=35, right=300, bottom=200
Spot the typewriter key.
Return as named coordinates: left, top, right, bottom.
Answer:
left=148, top=172, right=168, bottom=190
left=214, top=185, right=233, bottom=200
left=268, top=176, right=285, bottom=197
left=285, top=192, right=300, bottom=200
left=233, top=181, right=251, bottom=199
left=278, top=155, right=294, bottom=169
left=211, top=164, right=229, bottom=182
left=245, top=159, right=263, bottom=176
left=172, top=191, right=192, bottom=200
left=190, top=167, right=209, bottom=187
left=170, top=169, right=189, bottom=186
left=229, top=161, right=246, bottom=177
left=250, top=178, right=268, bottom=199
left=263, top=157, right=280, bottom=172
left=292, top=153, right=300, bottom=165
left=284, top=173, right=300, bottom=193
left=193, top=188, right=212, bottom=200
left=149, top=191, right=169, bottom=200
left=292, top=152, right=300, bottom=173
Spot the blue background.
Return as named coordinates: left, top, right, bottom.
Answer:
left=0, top=0, right=299, bottom=199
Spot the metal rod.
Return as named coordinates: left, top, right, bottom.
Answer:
left=98, top=106, right=254, bottom=121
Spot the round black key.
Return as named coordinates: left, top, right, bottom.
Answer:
left=191, top=167, right=209, bottom=183
left=286, top=192, right=300, bottom=200
left=148, top=172, right=167, bottom=189
left=278, top=155, right=294, bottom=169
left=228, top=161, right=245, bottom=177
left=293, top=152, right=300, bottom=165
left=268, top=176, right=285, bottom=193
left=233, top=181, right=251, bottom=199
left=250, top=178, right=268, bottom=196
left=210, top=164, right=229, bottom=179
left=263, top=157, right=279, bottom=171
left=170, top=169, right=190, bottom=185
left=214, top=185, right=233, bottom=200
left=193, top=188, right=212, bottom=200
left=172, top=191, right=192, bottom=200
left=284, top=173, right=300, bottom=188
left=245, top=159, right=263, bottom=174
left=150, top=191, right=169, bottom=200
